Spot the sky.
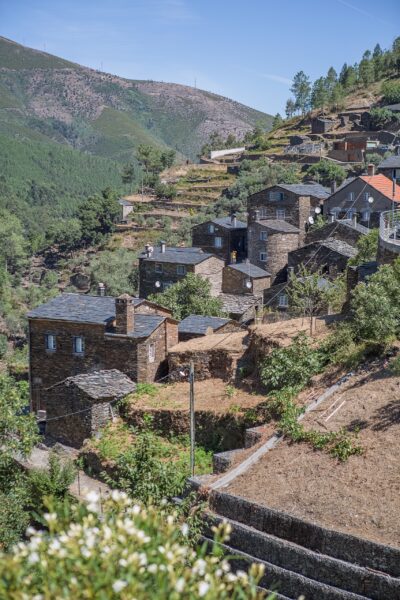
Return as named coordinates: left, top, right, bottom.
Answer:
left=1, top=0, right=399, bottom=115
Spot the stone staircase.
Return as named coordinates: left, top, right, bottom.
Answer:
left=201, top=491, right=400, bottom=600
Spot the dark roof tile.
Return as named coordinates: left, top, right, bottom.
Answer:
left=139, top=246, right=219, bottom=264
left=61, top=370, right=136, bottom=400
left=178, top=315, right=230, bottom=335
left=256, top=219, right=300, bottom=233
left=228, top=262, right=271, bottom=277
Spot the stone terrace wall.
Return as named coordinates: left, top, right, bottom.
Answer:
left=209, top=491, right=400, bottom=577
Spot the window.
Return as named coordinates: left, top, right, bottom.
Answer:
left=214, top=236, right=223, bottom=248
left=278, top=293, right=289, bottom=308
left=73, top=336, right=84, bottom=355
left=347, top=192, right=355, bottom=203
left=176, top=264, right=186, bottom=275
left=259, top=252, right=268, bottom=262
left=148, top=343, right=156, bottom=363
left=163, top=282, right=173, bottom=290
left=361, top=210, right=370, bottom=221
left=269, top=191, right=284, bottom=201
left=260, top=208, right=268, bottom=218
left=363, top=192, right=370, bottom=203
left=260, top=231, right=268, bottom=241
left=276, top=209, right=286, bottom=219
left=45, top=334, right=56, bottom=351
left=208, top=224, right=215, bottom=234
left=155, top=263, right=163, bottom=273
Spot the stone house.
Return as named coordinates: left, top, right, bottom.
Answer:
left=27, top=293, right=178, bottom=412
left=378, top=155, right=400, bottom=183
left=218, top=293, right=263, bottom=324
left=263, top=277, right=331, bottom=313
left=178, top=315, right=242, bottom=342
left=288, top=238, right=357, bottom=278
left=118, top=198, right=134, bottom=222
left=324, top=168, right=400, bottom=227
left=247, top=183, right=329, bottom=242
left=311, top=117, right=335, bottom=134
left=247, top=219, right=300, bottom=283
left=138, top=242, right=224, bottom=298
left=222, top=261, right=271, bottom=296
left=46, top=370, right=136, bottom=448
left=191, top=215, right=247, bottom=263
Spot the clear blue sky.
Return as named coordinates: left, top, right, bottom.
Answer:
left=1, top=0, right=399, bottom=114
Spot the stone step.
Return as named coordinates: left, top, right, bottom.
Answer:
left=202, top=537, right=370, bottom=600
left=206, top=514, right=399, bottom=600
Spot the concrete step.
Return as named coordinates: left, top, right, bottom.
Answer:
left=206, top=514, right=399, bottom=600
left=203, top=537, right=370, bottom=600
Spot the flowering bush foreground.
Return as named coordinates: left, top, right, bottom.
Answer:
left=0, top=491, right=266, bottom=599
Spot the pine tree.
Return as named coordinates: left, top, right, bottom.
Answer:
left=285, top=98, right=296, bottom=119
left=290, top=71, right=311, bottom=115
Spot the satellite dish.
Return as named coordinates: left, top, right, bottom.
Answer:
left=308, top=216, right=314, bottom=224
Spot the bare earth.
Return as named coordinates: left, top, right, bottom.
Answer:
left=225, top=364, right=400, bottom=548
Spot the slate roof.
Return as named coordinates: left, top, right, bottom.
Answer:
left=178, top=315, right=231, bottom=335
left=139, top=246, right=218, bottom=264
left=27, top=293, right=166, bottom=338
left=209, top=216, right=247, bottom=229
left=338, top=219, right=369, bottom=235
left=219, top=293, right=260, bottom=315
left=277, top=183, right=330, bottom=199
left=228, top=262, right=271, bottom=278
left=62, top=370, right=136, bottom=400
left=118, top=198, right=133, bottom=206
left=383, top=103, right=400, bottom=112
left=378, top=155, right=400, bottom=169
left=320, top=239, right=358, bottom=258
left=256, top=219, right=300, bottom=233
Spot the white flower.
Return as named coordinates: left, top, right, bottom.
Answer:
left=175, top=578, right=185, bottom=593
left=28, top=552, right=39, bottom=564
left=167, top=515, right=174, bottom=525
left=119, top=558, right=128, bottom=567
left=148, top=564, right=158, bottom=574
left=86, top=491, right=99, bottom=504
left=198, top=581, right=210, bottom=597
left=44, top=513, right=57, bottom=524
left=194, top=559, right=206, bottom=576
left=49, top=539, right=61, bottom=551
left=81, top=547, right=92, bottom=558
left=180, top=523, right=189, bottom=536
left=26, top=526, right=36, bottom=537
left=112, top=580, right=128, bottom=593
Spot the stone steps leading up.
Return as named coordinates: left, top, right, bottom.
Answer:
left=205, top=514, right=399, bottom=600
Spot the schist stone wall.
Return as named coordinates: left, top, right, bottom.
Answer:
left=247, top=222, right=299, bottom=283
left=288, top=243, right=353, bottom=277
left=305, top=220, right=365, bottom=247
left=191, top=222, right=247, bottom=263
left=29, top=319, right=176, bottom=412
left=222, top=266, right=271, bottom=296
left=139, top=256, right=224, bottom=298
left=248, top=188, right=320, bottom=241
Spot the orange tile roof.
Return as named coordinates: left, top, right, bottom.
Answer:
left=359, top=174, right=400, bottom=202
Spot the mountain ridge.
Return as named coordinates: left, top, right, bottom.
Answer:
left=0, top=36, right=273, bottom=161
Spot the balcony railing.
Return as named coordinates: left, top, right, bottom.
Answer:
left=379, top=210, right=400, bottom=253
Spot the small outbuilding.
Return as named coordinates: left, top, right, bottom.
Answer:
left=178, top=315, right=242, bottom=342
left=46, top=370, right=136, bottom=448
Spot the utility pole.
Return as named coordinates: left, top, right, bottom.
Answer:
left=189, top=361, right=195, bottom=477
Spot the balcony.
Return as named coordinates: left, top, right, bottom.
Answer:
left=379, top=210, right=400, bottom=254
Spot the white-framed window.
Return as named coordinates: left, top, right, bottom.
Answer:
left=176, top=264, right=186, bottom=275
left=155, top=263, right=163, bottom=273
left=148, top=343, right=156, bottom=363
left=45, top=334, right=56, bottom=351
left=259, top=252, right=268, bottom=262
left=260, top=207, right=268, bottom=218
left=361, top=209, right=370, bottom=221
left=348, top=192, right=355, bottom=203
left=276, top=209, right=286, bottom=219
left=278, top=293, right=289, bottom=308
left=363, top=192, right=370, bottom=203
left=260, top=231, right=268, bottom=241
left=208, top=224, right=215, bottom=234
left=73, top=336, right=84, bottom=355
left=269, top=191, right=284, bottom=201
left=214, top=236, right=223, bottom=248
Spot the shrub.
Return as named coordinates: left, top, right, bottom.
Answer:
left=369, top=107, right=396, bottom=129
left=307, top=160, right=346, bottom=186
left=28, top=450, right=76, bottom=514
left=381, top=80, right=400, bottom=104
left=0, top=493, right=265, bottom=598
left=260, top=333, right=323, bottom=391
left=0, top=334, right=7, bottom=358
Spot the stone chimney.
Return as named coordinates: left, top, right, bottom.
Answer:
left=97, top=282, right=106, bottom=297
left=115, top=294, right=135, bottom=335
left=231, top=213, right=237, bottom=228
left=352, top=213, right=358, bottom=227
left=367, top=163, right=375, bottom=177
left=330, top=180, right=337, bottom=194
left=160, top=240, right=166, bottom=253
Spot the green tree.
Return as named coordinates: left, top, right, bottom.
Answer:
left=272, top=113, right=283, bottom=128
left=307, top=160, right=346, bottom=186
left=78, top=190, right=120, bottom=246
left=325, top=66, right=338, bottom=96
left=121, top=163, right=136, bottom=192
left=348, top=229, right=379, bottom=266
left=154, top=182, right=177, bottom=200
left=149, top=273, right=225, bottom=320
left=288, top=266, right=331, bottom=326
left=359, top=57, right=374, bottom=85
left=381, top=80, right=400, bottom=104
left=311, top=77, right=329, bottom=111
left=341, top=65, right=357, bottom=89
left=290, top=71, right=311, bottom=115
left=285, top=98, right=296, bottom=119
left=0, top=210, right=28, bottom=274
left=330, top=83, right=345, bottom=110
left=89, top=248, right=138, bottom=296
left=28, top=451, right=76, bottom=514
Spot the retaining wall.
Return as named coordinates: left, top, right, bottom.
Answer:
left=209, top=491, right=400, bottom=577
